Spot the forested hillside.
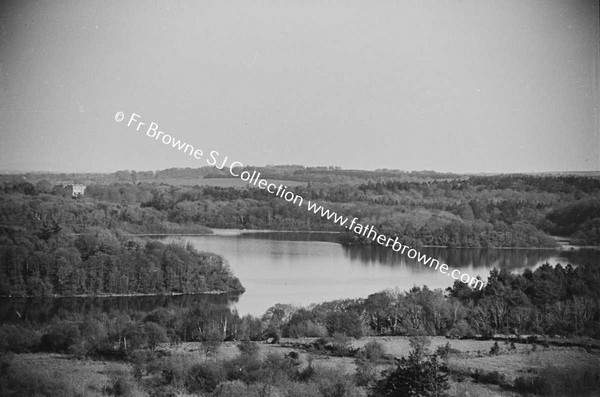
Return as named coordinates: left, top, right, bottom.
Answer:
left=3, top=170, right=600, bottom=247
left=0, top=192, right=244, bottom=297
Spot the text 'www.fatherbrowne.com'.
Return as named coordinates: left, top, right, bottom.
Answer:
left=115, top=111, right=485, bottom=290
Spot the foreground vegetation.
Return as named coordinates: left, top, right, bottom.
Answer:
left=2, top=333, right=600, bottom=396
left=2, top=257, right=600, bottom=395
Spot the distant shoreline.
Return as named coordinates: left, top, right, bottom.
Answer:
left=141, top=229, right=599, bottom=250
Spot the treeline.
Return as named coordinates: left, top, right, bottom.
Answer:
left=3, top=173, right=600, bottom=247
left=0, top=189, right=211, bottom=235
left=95, top=174, right=600, bottom=247
left=267, top=262, right=600, bottom=339
left=3, top=262, right=598, bottom=353
left=0, top=224, right=244, bottom=297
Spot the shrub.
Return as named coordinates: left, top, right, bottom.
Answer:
left=514, top=366, right=600, bottom=396
left=144, top=308, right=175, bottom=327
left=238, top=340, right=260, bottom=358
left=0, top=360, right=81, bottom=397
left=408, top=335, right=431, bottom=355
left=199, top=327, right=223, bottom=359
left=472, top=370, right=506, bottom=386
left=258, top=352, right=298, bottom=385
left=278, top=380, right=321, bottom=397
left=159, top=354, right=194, bottom=390
left=104, top=370, right=136, bottom=397
left=435, top=342, right=459, bottom=359
left=355, top=359, right=378, bottom=387
left=297, top=358, right=316, bottom=382
left=41, top=320, right=81, bottom=353
left=358, top=340, right=386, bottom=363
left=79, top=317, right=109, bottom=356
left=0, top=325, right=40, bottom=353
left=186, top=362, right=227, bottom=393
left=212, top=380, right=256, bottom=397
left=489, top=341, right=500, bottom=356
left=263, top=326, right=281, bottom=344
left=223, top=348, right=262, bottom=384
left=330, top=332, right=352, bottom=355
left=313, top=366, right=363, bottom=397
left=370, top=347, right=449, bottom=397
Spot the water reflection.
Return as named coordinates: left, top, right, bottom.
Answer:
left=0, top=293, right=239, bottom=325
left=3, top=232, right=598, bottom=321
left=341, top=245, right=582, bottom=271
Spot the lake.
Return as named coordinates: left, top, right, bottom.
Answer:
left=166, top=230, right=598, bottom=316
left=1, top=230, right=597, bottom=323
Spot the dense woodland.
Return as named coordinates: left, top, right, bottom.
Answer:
left=1, top=169, right=599, bottom=298
left=3, top=168, right=600, bottom=248
left=0, top=194, right=243, bottom=296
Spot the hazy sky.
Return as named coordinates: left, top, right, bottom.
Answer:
left=1, top=0, right=598, bottom=173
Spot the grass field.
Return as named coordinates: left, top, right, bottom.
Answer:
left=4, top=336, right=600, bottom=396
left=169, top=336, right=600, bottom=396
left=5, top=353, right=137, bottom=397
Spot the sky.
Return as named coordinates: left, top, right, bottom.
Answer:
left=0, top=0, right=598, bottom=174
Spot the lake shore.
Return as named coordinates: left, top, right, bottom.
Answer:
left=0, top=289, right=244, bottom=299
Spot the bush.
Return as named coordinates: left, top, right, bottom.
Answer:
left=514, top=366, right=600, bottom=396
left=263, top=326, right=281, bottom=344
left=0, top=358, right=81, bottom=397
left=370, top=347, right=449, bottom=397
left=358, top=340, right=386, bottom=363
left=472, top=370, right=506, bottom=386
left=237, top=340, right=260, bottom=358
left=144, top=308, right=175, bottom=327
left=409, top=335, right=431, bottom=355
left=186, top=362, right=227, bottom=393
left=223, top=348, right=262, bottom=384
left=104, top=369, right=137, bottom=397
left=158, top=354, right=194, bottom=390
left=41, top=320, right=81, bottom=353
left=435, top=342, right=459, bottom=359
left=355, top=359, right=378, bottom=387
left=0, top=325, right=40, bottom=353
left=313, top=366, right=363, bottom=397
left=212, top=380, right=257, bottom=397
left=489, top=341, right=500, bottom=356
left=330, top=332, right=352, bottom=355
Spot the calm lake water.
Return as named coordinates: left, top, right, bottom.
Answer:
left=2, top=231, right=598, bottom=323
left=167, top=230, right=598, bottom=316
